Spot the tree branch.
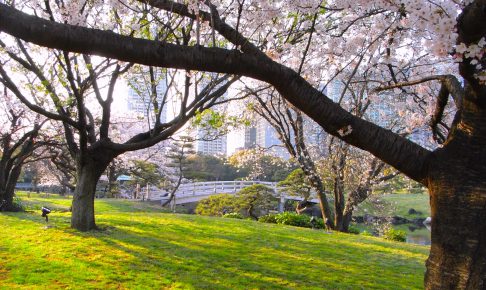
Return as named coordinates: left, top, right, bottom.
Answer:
left=0, top=4, right=432, bottom=183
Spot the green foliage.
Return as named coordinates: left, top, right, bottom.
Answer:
left=183, top=154, right=243, bottom=181
left=195, top=194, right=239, bottom=216
left=361, top=230, right=373, bottom=236
left=274, top=212, right=313, bottom=228
left=10, top=196, right=25, bottom=212
left=235, top=184, right=278, bottom=219
left=222, top=212, right=244, bottom=219
left=348, top=225, right=361, bottom=235
left=259, top=212, right=326, bottom=229
left=384, top=228, right=407, bottom=242
left=258, top=214, right=278, bottom=224
left=278, top=168, right=311, bottom=200
left=128, top=160, right=162, bottom=188
left=192, top=109, right=250, bottom=131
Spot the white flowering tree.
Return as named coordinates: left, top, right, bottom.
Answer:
left=0, top=8, right=238, bottom=231
left=0, top=0, right=485, bottom=287
left=0, top=93, right=47, bottom=210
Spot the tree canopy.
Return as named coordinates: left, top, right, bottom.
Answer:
left=0, top=0, right=485, bottom=288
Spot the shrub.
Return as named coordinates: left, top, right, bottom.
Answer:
left=258, top=214, right=277, bottom=224
left=347, top=225, right=360, bottom=235
left=223, top=212, right=244, bottom=219
left=10, top=196, right=25, bottom=212
left=195, top=194, right=239, bottom=216
left=274, top=212, right=311, bottom=228
left=236, top=184, right=278, bottom=219
left=383, top=228, right=407, bottom=242
left=259, top=212, right=326, bottom=229
left=360, top=230, right=373, bottom=236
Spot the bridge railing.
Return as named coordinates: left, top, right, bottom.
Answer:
left=150, top=180, right=323, bottom=205
left=175, top=180, right=278, bottom=197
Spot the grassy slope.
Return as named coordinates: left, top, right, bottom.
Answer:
left=355, top=194, right=431, bottom=219
left=0, top=194, right=429, bottom=289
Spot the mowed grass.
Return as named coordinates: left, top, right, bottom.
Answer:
left=0, top=194, right=429, bottom=289
left=355, top=194, right=431, bottom=219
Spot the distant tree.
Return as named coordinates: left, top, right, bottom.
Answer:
left=184, top=154, right=241, bottom=181
left=46, top=143, right=77, bottom=195
left=278, top=169, right=312, bottom=203
left=228, top=149, right=294, bottom=181
left=235, top=184, right=278, bottom=220
left=0, top=95, right=46, bottom=211
left=161, top=136, right=195, bottom=207
left=128, top=159, right=162, bottom=200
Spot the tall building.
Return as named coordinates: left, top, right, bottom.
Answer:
left=191, top=127, right=227, bottom=156
left=244, top=127, right=257, bottom=149
left=127, top=76, right=168, bottom=125
left=255, top=118, right=290, bottom=159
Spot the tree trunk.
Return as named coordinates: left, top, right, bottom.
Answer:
left=334, top=177, right=346, bottom=231
left=424, top=96, right=486, bottom=289
left=71, top=152, right=114, bottom=231
left=3, top=165, right=22, bottom=211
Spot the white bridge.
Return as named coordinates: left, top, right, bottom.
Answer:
left=149, top=180, right=319, bottom=209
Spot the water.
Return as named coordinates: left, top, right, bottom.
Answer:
left=404, top=226, right=431, bottom=245
left=355, top=223, right=431, bottom=246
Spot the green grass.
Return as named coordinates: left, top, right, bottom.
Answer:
left=355, top=193, right=430, bottom=219
left=0, top=193, right=429, bottom=289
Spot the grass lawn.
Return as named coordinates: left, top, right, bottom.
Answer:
left=355, top=193, right=430, bottom=219
left=0, top=193, right=429, bottom=289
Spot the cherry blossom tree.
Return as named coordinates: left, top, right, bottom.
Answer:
left=0, top=93, right=47, bottom=211
left=0, top=10, right=238, bottom=230
left=0, top=0, right=485, bottom=287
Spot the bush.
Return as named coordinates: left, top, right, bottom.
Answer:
left=258, top=214, right=278, bottom=224
left=347, top=225, right=360, bottom=235
left=383, top=228, right=407, bottom=242
left=274, top=212, right=312, bottom=228
left=223, top=212, right=244, bottom=219
left=195, top=194, right=239, bottom=216
left=236, top=184, right=278, bottom=219
left=259, top=212, right=325, bottom=229
left=10, top=196, right=25, bottom=212
left=360, top=230, right=373, bottom=236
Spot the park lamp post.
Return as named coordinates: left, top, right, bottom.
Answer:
left=41, top=206, right=51, bottom=222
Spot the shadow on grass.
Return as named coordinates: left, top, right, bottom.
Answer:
left=71, top=216, right=425, bottom=289
left=3, top=210, right=427, bottom=289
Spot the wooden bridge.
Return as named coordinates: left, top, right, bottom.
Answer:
left=149, top=180, right=319, bottom=210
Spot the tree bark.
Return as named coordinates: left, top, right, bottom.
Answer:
left=2, top=165, right=22, bottom=211
left=424, top=94, right=486, bottom=289
left=333, top=177, right=345, bottom=231
left=71, top=150, right=115, bottom=231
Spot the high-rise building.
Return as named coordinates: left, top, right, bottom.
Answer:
left=244, top=127, right=257, bottom=149
left=254, top=118, right=290, bottom=159
left=191, top=127, right=227, bottom=156
left=127, top=76, right=168, bottom=125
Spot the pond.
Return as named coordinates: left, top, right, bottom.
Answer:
left=354, top=222, right=431, bottom=246
left=399, top=224, right=431, bottom=246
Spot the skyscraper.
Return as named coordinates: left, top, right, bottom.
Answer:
left=191, top=127, right=227, bottom=156
left=127, top=74, right=168, bottom=125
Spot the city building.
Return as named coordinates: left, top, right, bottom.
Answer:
left=191, top=127, right=227, bottom=156
left=127, top=75, right=168, bottom=125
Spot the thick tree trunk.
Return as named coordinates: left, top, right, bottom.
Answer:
left=424, top=94, right=486, bottom=289
left=3, top=165, right=22, bottom=211
left=71, top=151, right=114, bottom=231
left=0, top=164, right=23, bottom=211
